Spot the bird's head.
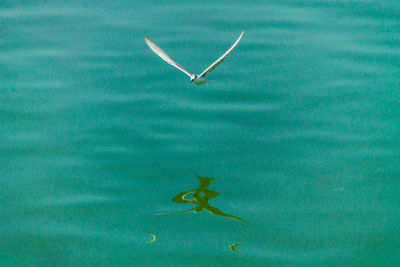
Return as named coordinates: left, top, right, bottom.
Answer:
left=190, top=74, right=197, bottom=83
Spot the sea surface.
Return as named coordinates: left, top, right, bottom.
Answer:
left=1, top=0, right=400, bottom=266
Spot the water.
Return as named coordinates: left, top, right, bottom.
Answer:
left=1, top=0, right=400, bottom=266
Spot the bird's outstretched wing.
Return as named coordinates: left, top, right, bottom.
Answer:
left=199, top=31, right=244, bottom=78
left=144, top=36, right=193, bottom=77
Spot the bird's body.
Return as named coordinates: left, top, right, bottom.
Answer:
left=144, top=32, right=244, bottom=85
left=190, top=74, right=206, bottom=85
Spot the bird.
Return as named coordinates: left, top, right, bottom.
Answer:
left=144, top=31, right=244, bottom=85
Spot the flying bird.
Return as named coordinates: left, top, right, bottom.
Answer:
left=144, top=31, right=244, bottom=85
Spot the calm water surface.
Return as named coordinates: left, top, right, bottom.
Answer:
left=1, top=0, right=400, bottom=266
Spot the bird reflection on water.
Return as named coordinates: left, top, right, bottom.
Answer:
left=154, top=175, right=246, bottom=224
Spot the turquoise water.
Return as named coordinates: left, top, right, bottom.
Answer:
left=1, top=0, right=400, bottom=266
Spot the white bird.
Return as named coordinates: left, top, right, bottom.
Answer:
left=144, top=31, right=244, bottom=85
